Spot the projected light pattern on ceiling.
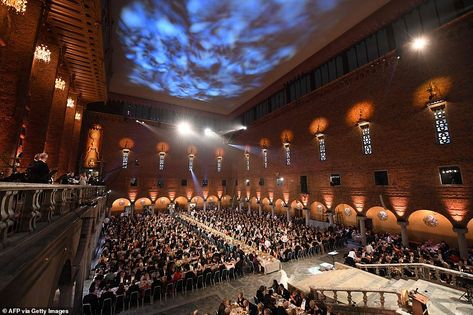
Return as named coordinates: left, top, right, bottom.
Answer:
left=118, top=0, right=339, bottom=101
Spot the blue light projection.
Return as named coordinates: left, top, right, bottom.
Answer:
left=118, top=0, right=339, bottom=101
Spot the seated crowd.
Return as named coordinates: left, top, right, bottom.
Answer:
left=195, top=279, right=326, bottom=315
left=190, top=208, right=351, bottom=267
left=83, top=211, right=251, bottom=314
left=345, top=230, right=473, bottom=278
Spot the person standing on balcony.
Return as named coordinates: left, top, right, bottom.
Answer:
left=27, top=153, right=50, bottom=183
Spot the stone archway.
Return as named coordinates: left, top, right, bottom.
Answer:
left=334, top=204, right=357, bottom=226
left=366, top=206, right=399, bottom=234
left=406, top=210, right=456, bottom=246
left=111, top=198, right=131, bottom=213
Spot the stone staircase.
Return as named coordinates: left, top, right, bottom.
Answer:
left=292, top=266, right=473, bottom=315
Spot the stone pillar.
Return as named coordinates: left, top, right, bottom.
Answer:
left=203, top=200, right=207, bottom=211
left=327, top=212, right=334, bottom=225
left=187, top=203, right=191, bottom=212
left=68, top=104, right=84, bottom=172
left=453, top=228, right=468, bottom=258
left=270, top=204, right=275, bottom=218
left=21, top=39, right=60, bottom=168
left=238, top=201, right=242, bottom=211
left=217, top=199, right=221, bottom=210
left=258, top=202, right=262, bottom=216
left=0, top=1, right=44, bottom=175
left=285, top=206, right=290, bottom=222
left=397, top=221, right=409, bottom=247
left=247, top=201, right=251, bottom=215
left=58, top=94, right=78, bottom=175
left=359, top=216, right=367, bottom=246
left=304, top=208, right=310, bottom=226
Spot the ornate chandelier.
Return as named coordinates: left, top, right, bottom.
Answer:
left=55, top=78, right=65, bottom=90
left=67, top=97, right=75, bottom=108
left=34, top=44, right=51, bottom=63
left=1, top=0, right=28, bottom=13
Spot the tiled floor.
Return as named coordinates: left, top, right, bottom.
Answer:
left=123, top=251, right=348, bottom=315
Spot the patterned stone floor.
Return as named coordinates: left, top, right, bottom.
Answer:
left=123, top=251, right=348, bottom=315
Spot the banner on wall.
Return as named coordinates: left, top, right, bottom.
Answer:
left=83, top=124, right=102, bottom=168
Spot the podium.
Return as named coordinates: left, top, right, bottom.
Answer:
left=411, top=292, right=429, bottom=315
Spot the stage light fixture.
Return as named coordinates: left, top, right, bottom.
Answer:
left=204, top=127, right=213, bottom=136
left=177, top=121, right=192, bottom=135
left=411, top=36, right=428, bottom=51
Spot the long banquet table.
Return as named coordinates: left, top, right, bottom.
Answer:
left=178, top=213, right=281, bottom=274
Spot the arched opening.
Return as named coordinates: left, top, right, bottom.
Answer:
left=134, top=197, right=152, bottom=212
left=155, top=197, right=171, bottom=211
left=466, top=218, right=473, bottom=247
left=262, top=198, right=271, bottom=212
left=335, top=204, right=357, bottom=226
left=407, top=210, right=456, bottom=246
left=221, top=195, right=232, bottom=208
left=174, top=196, right=188, bottom=210
left=111, top=198, right=131, bottom=213
left=250, top=197, right=259, bottom=210
left=310, top=201, right=327, bottom=221
left=290, top=200, right=303, bottom=218
left=207, top=195, right=218, bottom=210
left=190, top=196, right=204, bottom=209
left=52, top=260, right=73, bottom=308
left=274, top=199, right=285, bottom=215
left=366, top=206, right=399, bottom=234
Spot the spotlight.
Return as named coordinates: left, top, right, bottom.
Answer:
left=177, top=121, right=192, bottom=135
left=242, top=126, right=247, bottom=130
left=411, top=36, right=428, bottom=51
left=204, top=127, right=213, bottom=136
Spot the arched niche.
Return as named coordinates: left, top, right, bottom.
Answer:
left=274, top=199, right=285, bottom=215
left=290, top=200, right=303, bottom=217
left=335, top=204, right=357, bottom=226
left=407, top=210, right=456, bottom=246
left=175, top=196, right=189, bottom=209
left=310, top=201, right=327, bottom=221
left=155, top=197, right=171, bottom=211
left=135, top=197, right=152, bottom=210
left=111, top=198, right=131, bottom=213
left=366, top=206, right=399, bottom=234
left=221, top=195, right=232, bottom=208
left=190, top=196, right=204, bottom=209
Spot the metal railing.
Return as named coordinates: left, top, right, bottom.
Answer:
left=0, top=183, right=107, bottom=248
left=355, top=262, right=473, bottom=289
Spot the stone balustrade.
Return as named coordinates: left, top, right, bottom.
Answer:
left=0, top=183, right=107, bottom=248
left=355, top=262, right=473, bottom=290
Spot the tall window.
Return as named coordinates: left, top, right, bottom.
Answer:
left=319, top=138, right=326, bottom=161
left=245, top=152, right=250, bottom=171
left=122, top=149, right=130, bottom=168
left=188, top=154, right=194, bottom=171
left=217, top=156, right=222, bottom=172
left=360, top=125, right=372, bottom=155
left=159, top=152, right=165, bottom=170
left=262, top=148, right=268, bottom=168
left=284, top=145, right=291, bottom=165
left=433, top=107, right=451, bottom=144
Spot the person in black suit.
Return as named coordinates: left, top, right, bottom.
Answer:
left=99, top=286, right=116, bottom=313
left=82, top=288, right=99, bottom=315
left=27, top=153, right=50, bottom=183
left=243, top=299, right=258, bottom=315
left=256, top=285, right=265, bottom=303
left=279, top=284, right=290, bottom=300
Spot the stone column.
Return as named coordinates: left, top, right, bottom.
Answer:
left=258, top=202, right=262, bottom=216
left=270, top=203, right=275, bottom=217
left=238, top=201, right=242, bottom=211
left=453, top=228, right=468, bottom=258
left=187, top=202, right=191, bottom=212
left=359, top=216, right=367, bottom=246
left=217, top=199, right=221, bottom=210
left=247, top=201, right=251, bottom=215
left=397, top=221, right=409, bottom=247
left=304, top=208, right=310, bottom=226
left=327, top=212, right=334, bottom=225
left=203, top=200, right=207, bottom=211
left=59, top=284, right=73, bottom=308
left=285, top=206, right=290, bottom=221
